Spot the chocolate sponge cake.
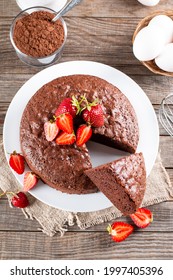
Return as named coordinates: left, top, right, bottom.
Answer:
left=20, top=74, right=139, bottom=194
left=85, top=153, right=146, bottom=215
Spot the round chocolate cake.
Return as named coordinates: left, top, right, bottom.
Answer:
left=20, top=74, right=139, bottom=194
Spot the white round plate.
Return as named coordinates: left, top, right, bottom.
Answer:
left=3, top=61, right=159, bottom=212
left=16, top=0, right=67, bottom=11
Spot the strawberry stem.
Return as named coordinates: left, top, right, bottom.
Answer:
left=72, top=95, right=86, bottom=115
left=0, top=192, right=7, bottom=198
left=0, top=191, right=19, bottom=198
left=106, top=224, right=112, bottom=234
left=78, top=95, right=89, bottom=113
left=7, top=151, right=22, bottom=155
left=87, top=99, right=99, bottom=111
left=49, top=118, right=55, bottom=123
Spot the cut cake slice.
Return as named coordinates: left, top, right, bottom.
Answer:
left=85, top=153, right=146, bottom=215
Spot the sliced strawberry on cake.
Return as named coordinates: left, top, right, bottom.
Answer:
left=55, top=131, right=76, bottom=145
left=44, top=118, right=59, bottom=141
left=76, top=124, right=92, bottom=146
left=56, top=113, right=73, bottom=134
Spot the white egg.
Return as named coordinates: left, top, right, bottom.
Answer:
left=137, top=0, right=160, bottom=6
left=155, top=43, right=173, bottom=72
left=149, top=15, right=173, bottom=44
left=133, top=26, right=167, bottom=61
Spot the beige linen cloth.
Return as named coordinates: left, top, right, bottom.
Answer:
left=0, top=141, right=173, bottom=236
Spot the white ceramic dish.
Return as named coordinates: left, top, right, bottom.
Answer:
left=16, top=0, right=67, bottom=11
left=3, top=61, right=159, bottom=212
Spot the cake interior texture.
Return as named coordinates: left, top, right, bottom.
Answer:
left=85, top=153, right=146, bottom=215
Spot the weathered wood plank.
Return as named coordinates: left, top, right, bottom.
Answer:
left=0, top=231, right=173, bottom=259
left=0, top=14, right=151, bottom=75
left=160, top=137, right=173, bottom=168
left=0, top=0, right=172, bottom=18
left=0, top=199, right=173, bottom=232
left=1, top=16, right=173, bottom=78
left=0, top=16, right=172, bottom=106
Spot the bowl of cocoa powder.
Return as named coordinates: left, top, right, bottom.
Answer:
left=10, top=7, right=67, bottom=67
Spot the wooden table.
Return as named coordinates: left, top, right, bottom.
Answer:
left=0, top=0, right=173, bottom=260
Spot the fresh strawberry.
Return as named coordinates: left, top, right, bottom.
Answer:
left=56, top=113, right=73, bottom=134
left=11, top=192, right=29, bottom=208
left=130, top=208, right=153, bottom=228
left=9, top=151, right=25, bottom=174
left=76, top=124, right=92, bottom=146
left=55, top=131, right=76, bottom=145
left=23, top=172, right=39, bottom=192
left=107, top=222, right=134, bottom=242
left=44, top=119, right=59, bottom=141
left=82, top=100, right=104, bottom=127
left=55, top=96, right=80, bottom=118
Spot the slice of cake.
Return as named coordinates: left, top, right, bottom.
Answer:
left=85, top=153, right=146, bottom=215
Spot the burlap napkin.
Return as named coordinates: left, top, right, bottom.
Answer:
left=0, top=141, right=173, bottom=236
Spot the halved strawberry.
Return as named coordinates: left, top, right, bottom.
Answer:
left=76, top=124, right=92, bottom=146
left=107, top=222, right=134, bottom=242
left=11, top=192, right=29, bottom=208
left=56, top=113, right=73, bottom=134
left=55, top=96, right=80, bottom=118
left=130, top=208, right=153, bottom=228
left=23, top=172, right=39, bottom=192
left=82, top=101, right=104, bottom=127
left=9, top=151, right=25, bottom=174
left=55, top=131, right=76, bottom=145
left=44, top=119, right=59, bottom=141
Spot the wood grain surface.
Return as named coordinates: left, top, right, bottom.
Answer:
left=0, top=0, right=173, bottom=259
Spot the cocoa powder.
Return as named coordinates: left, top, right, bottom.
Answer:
left=13, top=11, right=65, bottom=57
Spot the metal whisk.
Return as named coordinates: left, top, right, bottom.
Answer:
left=159, top=94, right=173, bottom=137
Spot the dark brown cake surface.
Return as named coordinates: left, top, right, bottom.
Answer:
left=20, top=74, right=139, bottom=194
left=85, top=153, right=146, bottom=214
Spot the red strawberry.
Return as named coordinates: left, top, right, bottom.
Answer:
left=9, top=151, right=25, bottom=174
left=107, top=222, right=134, bottom=242
left=44, top=119, right=59, bottom=141
left=82, top=101, right=104, bottom=127
left=55, top=96, right=80, bottom=118
left=56, top=113, right=73, bottom=134
left=11, top=192, right=29, bottom=208
left=130, top=208, right=153, bottom=228
left=76, top=124, right=92, bottom=146
left=23, top=172, right=39, bottom=192
left=55, top=131, right=76, bottom=145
